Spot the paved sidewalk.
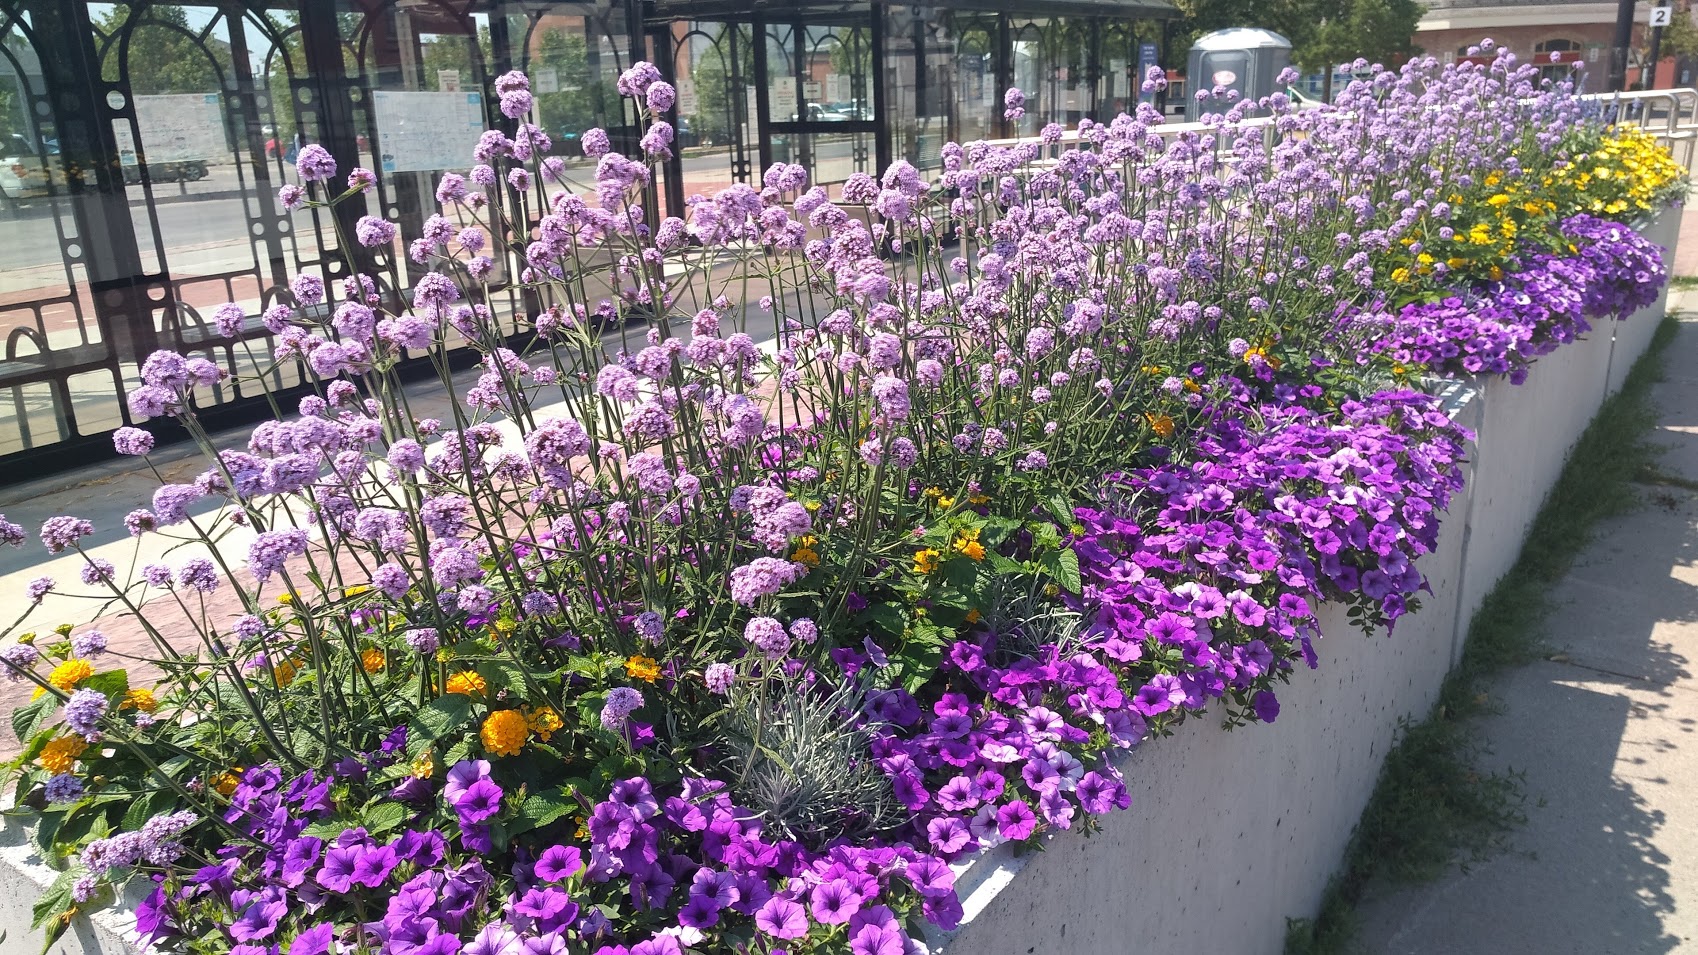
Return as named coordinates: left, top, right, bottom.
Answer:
left=1353, top=315, right=1698, bottom=953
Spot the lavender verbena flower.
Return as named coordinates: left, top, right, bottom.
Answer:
left=743, top=616, right=791, bottom=658
left=291, top=273, right=325, bottom=306
left=412, top=272, right=460, bottom=315
left=1, top=643, right=39, bottom=681
left=39, top=516, right=93, bottom=554
left=124, top=509, right=156, bottom=536
left=600, top=687, right=643, bottom=730
left=112, top=426, right=154, bottom=455
left=0, top=515, right=23, bottom=548
left=703, top=663, right=736, bottom=695
left=177, top=557, right=219, bottom=593
left=25, top=576, right=51, bottom=601
left=44, top=774, right=83, bottom=804
left=355, top=215, right=398, bottom=248
left=871, top=375, right=911, bottom=420
left=524, top=417, right=591, bottom=489
left=277, top=184, right=306, bottom=210
left=64, top=688, right=109, bottom=739
left=581, top=128, right=610, bottom=158
left=347, top=167, right=377, bottom=192
left=616, top=61, right=662, bottom=98
left=295, top=144, right=336, bottom=182
left=500, top=89, right=534, bottom=120
left=152, top=484, right=204, bottom=526
left=212, top=302, right=245, bottom=338
left=70, top=630, right=107, bottom=658
left=633, top=611, right=665, bottom=644
left=404, top=628, right=440, bottom=655
left=80, top=557, right=115, bottom=586
left=728, top=557, right=807, bottom=606
left=248, top=529, right=309, bottom=582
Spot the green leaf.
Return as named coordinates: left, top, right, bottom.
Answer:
left=30, top=868, right=78, bottom=949
left=476, top=660, right=532, bottom=696
left=507, top=787, right=575, bottom=837
left=855, top=604, right=907, bottom=638
left=1042, top=548, right=1083, bottom=594
left=80, top=670, right=129, bottom=705
left=442, top=739, right=473, bottom=766
left=1045, top=494, right=1077, bottom=526
left=11, top=695, right=56, bottom=746
left=121, top=789, right=179, bottom=833
left=303, top=817, right=358, bottom=840
left=409, top=695, right=473, bottom=750
left=361, top=801, right=411, bottom=835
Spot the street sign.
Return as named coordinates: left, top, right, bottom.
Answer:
left=1650, top=5, right=1673, bottom=26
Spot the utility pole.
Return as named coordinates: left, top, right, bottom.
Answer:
left=1612, top=0, right=1638, bottom=90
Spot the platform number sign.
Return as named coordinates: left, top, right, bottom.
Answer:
left=1650, top=5, right=1673, bottom=27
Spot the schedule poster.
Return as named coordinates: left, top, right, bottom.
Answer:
left=374, top=90, right=486, bottom=173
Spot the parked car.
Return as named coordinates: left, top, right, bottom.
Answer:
left=0, top=132, right=60, bottom=203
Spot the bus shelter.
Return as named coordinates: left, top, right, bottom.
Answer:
left=0, top=0, right=1172, bottom=474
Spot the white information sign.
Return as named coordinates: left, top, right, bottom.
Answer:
left=825, top=74, right=848, bottom=105
left=770, top=76, right=797, bottom=118
left=533, top=66, right=560, bottom=94
left=438, top=69, right=462, bottom=93
left=803, top=80, right=823, bottom=102
left=112, top=120, right=138, bottom=167
left=677, top=78, right=698, bottom=115
left=373, top=90, right=485, bottom=173
left=131, top=93, right=227, bottom=163
left=1650, top=5, right=1673, bottom=26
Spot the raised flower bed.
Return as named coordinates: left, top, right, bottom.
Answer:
left=0, top=44, right=1684, bottom=955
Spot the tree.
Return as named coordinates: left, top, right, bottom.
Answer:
left=533, top=27, right=619, bottom=139
left=1299, top=0, right=1426, bottom=100
left=95, top=4, right=230, bottom=95
left=1657, top=1, right=1698, bottom=62
left=689, top=24, right=754, bottom=144
left=1171, top=0, right=1424, bottom=94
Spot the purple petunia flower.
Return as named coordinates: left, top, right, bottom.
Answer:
left=753, top=896, right=808, bottom=939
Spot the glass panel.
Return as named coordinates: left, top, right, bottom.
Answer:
left=669, top=21, right=753, bottom=198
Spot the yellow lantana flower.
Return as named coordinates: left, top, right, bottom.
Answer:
left=361, top=649, right=387, bottom=673
left=913, top=548, right=942, bottom=575
left=48, top=659, right=92, bottom=691
left=37, top=735, right=87, bottom=774
left=626, top=655, right=662, bottom=683
left=446, top=671, right=487, bottom=695
left=481, top=709, right=529, bottom=757
left=121, top=688, right=158, bottom=713
left=210, top=769, right=241, bottom=796
left=526, top=706, right=564, bottom=742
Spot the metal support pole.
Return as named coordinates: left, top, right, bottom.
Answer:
left=1612, top=0, right=1638, bottom=91
left=1650, top=24, right=1666, bottom=88
left=872, top=6, right=891, bottom=173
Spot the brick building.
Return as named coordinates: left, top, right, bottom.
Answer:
left=1415, top=0, right=1684, bottom=88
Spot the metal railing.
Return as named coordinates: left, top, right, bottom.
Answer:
left=984, top=88, right=1698, bottom=170
left=1579, top=88, right=1698, bottom=167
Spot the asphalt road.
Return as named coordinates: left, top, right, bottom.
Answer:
left=0, top=140, right=870, bottom=275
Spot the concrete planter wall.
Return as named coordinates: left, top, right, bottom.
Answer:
left=0, top=211, right=1679, bottom=955
left=941, top=207, right=1681, bottom=955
